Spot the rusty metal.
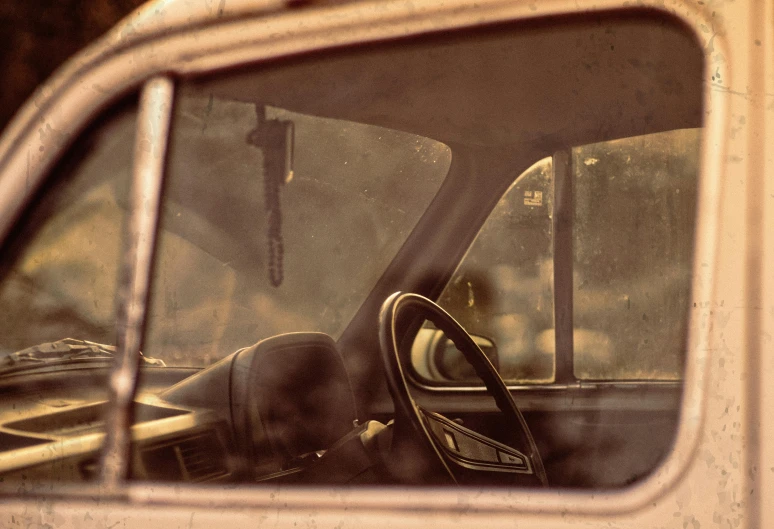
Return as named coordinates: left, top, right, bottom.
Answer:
left=98, top=76, right=174, bottom=488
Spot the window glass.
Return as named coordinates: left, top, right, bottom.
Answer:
left=143, top=92, right=452, bottom=366
left=573, top=128, right=699, bottom=380
left=424, top=129, right=699, bottom=384
left=430, top=158, right=555, bottom=384
left=0, top=103, right=135, bottom=488
left=0, top=108, right=133, bottom=354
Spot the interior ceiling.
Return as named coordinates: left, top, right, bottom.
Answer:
left=193, top=10, right=704, bottom=149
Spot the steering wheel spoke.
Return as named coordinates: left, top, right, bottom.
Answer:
left=378, top=291, right=548, bottom=487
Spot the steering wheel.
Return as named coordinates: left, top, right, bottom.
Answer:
left=378, top=291, right=548, bottom=486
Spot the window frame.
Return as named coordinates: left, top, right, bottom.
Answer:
left=0, top=0, right=728, bottom=520
left=409, top=133, right=700, bottom=388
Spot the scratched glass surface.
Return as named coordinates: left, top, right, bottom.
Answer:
left=0, top=107, right=134, bottom=355
left=0, top=104, right=137, bottom=488
left=431, top=158, right=555, bottom=384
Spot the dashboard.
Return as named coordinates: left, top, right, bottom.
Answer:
left=0, top=366, right=232, bottom=485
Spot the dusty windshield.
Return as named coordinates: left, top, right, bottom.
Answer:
left=147, top=95, right=451, bottom=365
left=0, top=95, right=452, bottom=367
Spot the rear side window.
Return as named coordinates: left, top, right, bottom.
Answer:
left=425, top=128, right=700, bottom=384
left=572, top=129, right=699, bottom=380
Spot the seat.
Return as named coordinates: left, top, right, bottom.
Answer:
left=229, top=332, right=358, bottom=475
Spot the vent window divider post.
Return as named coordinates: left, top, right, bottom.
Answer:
left=552, top=149, right=575, bottom=384
left=98, top=76, right=175, bottom=488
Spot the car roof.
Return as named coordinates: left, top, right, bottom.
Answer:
left=1, top=1, right=702, bottom=162
left=182, top=10, right=703, bottom=149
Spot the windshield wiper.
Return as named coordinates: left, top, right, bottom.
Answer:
left=0, top=338, right=165, bottom=375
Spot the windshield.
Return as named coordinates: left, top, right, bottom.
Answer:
left=0, top=94, right=452, bottom=367
left=147, top=94, right=452, bottom=365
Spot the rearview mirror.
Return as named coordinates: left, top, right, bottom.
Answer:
left=411, top=328, right=498, bottom=383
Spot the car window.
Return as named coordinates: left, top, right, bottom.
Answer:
left=0, top=103, right=137, bottom=487
left=573, top=129, right=699, bottom=380
left=143, top=93, right=452, bottom=366
left=0, top=105, right=134, bottom=356
left=422, top=128, right=699, bottom=384
left=431, top=158, right=555, bottom=384
left=0, top=11, right=703, bottom=492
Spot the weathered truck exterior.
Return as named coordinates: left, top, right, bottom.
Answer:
left=0, top=0, right=771, bottom=527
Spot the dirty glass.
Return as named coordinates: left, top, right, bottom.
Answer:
left=0, top=108, right=134, bottom=356
left=423, top=129, right=699, bottom=385
left=573, top=128, right=699, bottom=380
left=143, top=92, right=452, bottom=366
left=0, top=104, right=135, bottom=489
left=428, top=158, right=555, bottom=384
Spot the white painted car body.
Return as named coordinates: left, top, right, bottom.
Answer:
left=0, top=0, right=771, bottom=527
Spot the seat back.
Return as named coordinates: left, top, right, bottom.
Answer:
left=230, top=332, right=357, bottom=472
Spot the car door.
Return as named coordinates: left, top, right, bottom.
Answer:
left=0, top=0, right=769, bottom=527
